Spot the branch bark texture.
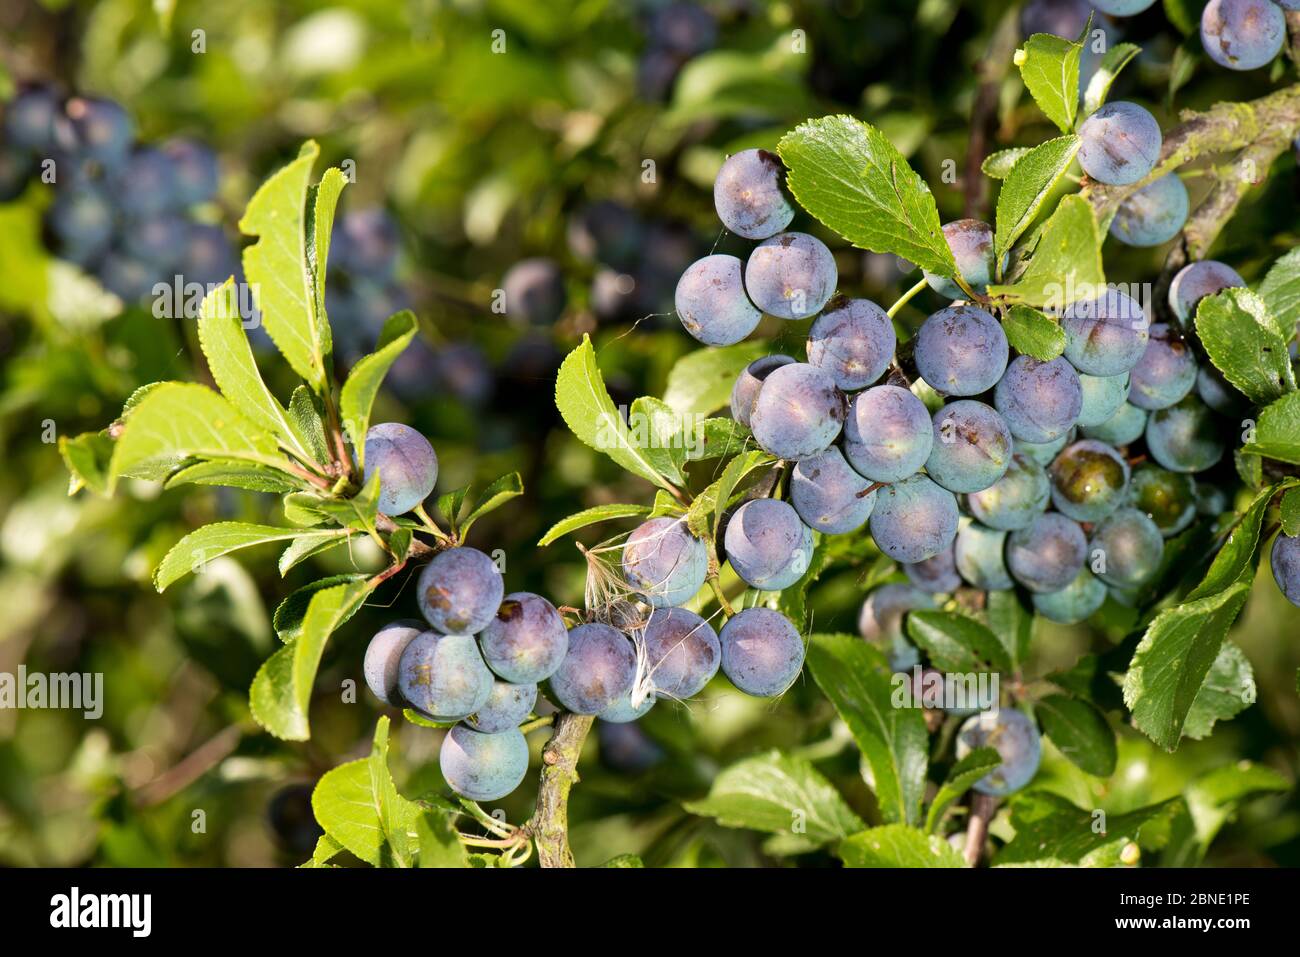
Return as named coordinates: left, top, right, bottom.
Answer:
left=529, top=712, right=594, bottom=868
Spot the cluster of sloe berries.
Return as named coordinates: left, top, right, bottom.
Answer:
left=0, top=85, right=236, bottom=306
left=1023, top=0, right=1298, bottom=76
left=358, top=416, right=803, bottom=803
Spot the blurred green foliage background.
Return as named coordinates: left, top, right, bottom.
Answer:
left=1, top=0, right=1298, bottom=867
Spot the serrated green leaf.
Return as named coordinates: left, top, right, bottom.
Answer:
left=459, top=471, right=524, bottom=539
left=289, top=386, right=330, bottom=465
left=537, top=504, right=654, bottom=547
left=239, top=141, right=331, bottom=391
left=415, top=808, right=468, bottom=868
left=311, top=717, right=421, bottom=867
left=629, top=395, right=688, bottom=487
left=683, top=750, right=864, bottom=847
left=1122, top=580, right=1251, bottom=751
left=250, top=578, right=374, bottom=740
left=109, top=382, right=285, bottom=488
left=806, top=633, right=928, bottom=826
left=164, top=460, right=302, bottom=494
left=1002, top=304, right=1067, bottom=360
left=1282, top=488, right=1300, bottom=536
left=1036, top=694, right=1117, bottom=776
left=838, top=824, right=966, bottom=868
left=1259, top=246, right=1300, bottom=341
left=1244, top=392, right=1300, bottom=464
left=437, top=486, right=470, bottom=532
left=154, top=522, right=319, bottom=591
left=300, top=834, right=345, bottom=868
left=662, top=341, right=769, bottom=416
left=1182, top=642, right=1255, bottom=740
left=925, top=747, right=1001, bottom=833
left=1082, top=43, right=1141, bottom=116
left=1162, top=761, right=1288, bottom=866
left=278, top=530, right=357, bottom=576
left=340, top=310, right=419, bottom=465
left=313, top=471, right=381, bottom=538
left=777, top=115, right=955, bottom=275
left=555, top=335, right=674, bottom=490
left=985, top=589, right=1033, bottom=671
left=1195, top=288, right=1295, bottom=406
left=272, top=574, right=368, bottom=643
left=982, top=147, right=1033, bottom=180
left=685, top=417, right=752, bottom=461
left=994, top=135, right=1080, bottom=258
left=988, top=195, right=1103, bottom=308
left=309, top=167, right=347, bottom=357
left=1188, top=480, right=1297, bottom=601
left=59, top=431, right=113, bottom=496
left=1016, top=31, right=1082, bottom=133
left=994, top=792, right=1180, bottom=866
left=197, top=278, right=314, bottom=460
left=906, top=610, right=1012, bottom=674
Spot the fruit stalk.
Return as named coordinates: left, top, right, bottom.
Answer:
left=529, top=712, right=595, bottom=867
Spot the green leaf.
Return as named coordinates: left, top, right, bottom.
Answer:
left=309, top=166, right=347, bottom=352
left=838, top=824, right=965, bottom=868
left=1162, top=762, right=1288, bottom=866
left=1235, top=448, right=1264, bottom=488
left=154, top=522, right=320, bottom=591
left=1082, top=43, right=1141, bottom=116
left=1282, top=488, right=1300, bottom=536
left=109, top=382, right=284, bottom=488
left=238, top=141, right=331, bottom=391
left=314, top=472, right=381, bottom=539
left=311, top=717, right=422, bottom=867
left=1002, top=304, right=1067, bottom=361
left=415, top=809, right=468, bottom=868
left=459, top=471, right=524, bottom=538
left=906, top=610, right=1011, bottom=674
left=597, top=854, right=644, bottom=868
left=59, top=431, right=114, bottom=496
left=982, top=147, right=1033, bottom=180
left=340, top=310, right=419, bottom=464
left=1016, top=30, right=1082, bottom=133
left=250, top=579, right=374, bottom=740
left=1036, top=694, right=1117, bottom=776
left=164, top=460, right=302, bottom=493
left=925, top=747, right=1002, bottom=833
left=289, top=386, right=330, bottom=465
left=1244, top=392, right=1300, bottom=464
left=777, top=115, right=955, bottom=275
left=662, top=341, right=768, bottom=416
left=537, top=504, right=654, bottom=547
left=1163, top=0, right=1197, bottom=35
left=1122, top=580, right=1251, bottom=751
left=629, top=395, right=688, bottom=487
left=1188, top=480, right=1296, bottom=601
left=994, top=135, right=1081, bottom=258
left=278, top=530, right=357, bottom=576
left=272, top=574, right=367, bottom=643
left=555, top=335, right=674, bottom=490
left=685, top=417, right=752, bottom=461
left=437, top=486, right=470, bottom=532
left=197, top=278, right=314, bottom=460
left=988, top=195, right=1104, bottom=308
left=300, top=834, right=345, bottom=868
left=806, top=633, right=928, bottom=826
left=1182, top=642, right=1255, bottom=740
left=683, top=750, right=864, bottom=847
left=1259, top=246, right=1300, bottom=341
left=1195, top=288, right=1295, bottom=405
left=994, top=792, right=1180, bottom=866
left=985, top=589, right=1033, bottom=671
